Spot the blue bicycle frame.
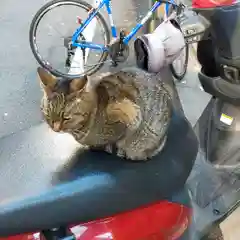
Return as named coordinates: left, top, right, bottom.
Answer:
left=71, top=0, right=177, bottom=52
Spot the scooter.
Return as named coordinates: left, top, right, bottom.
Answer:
left=0, top=64, right=197, bottom=240
left=0, top=1, right=239, bottom=240
left=188, top=2, right=240, bottom=238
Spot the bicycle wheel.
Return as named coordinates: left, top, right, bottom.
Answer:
left=29, top=0, right=110, bottom=78
left=170, top=43, right=189, bottom=81
left=169, top=4, right=189, bottom=81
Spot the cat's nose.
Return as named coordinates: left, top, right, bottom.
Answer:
left=53, top=121, right=62, bottom=132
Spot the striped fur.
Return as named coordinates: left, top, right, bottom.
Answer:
left=38, top=67, right=172, bottom=160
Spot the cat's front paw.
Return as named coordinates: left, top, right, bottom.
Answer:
left=122, top=98, right=141, bottom=124
left=125, top=103, right=142, bottom=131
left=107, top=98, right=142, bottom=131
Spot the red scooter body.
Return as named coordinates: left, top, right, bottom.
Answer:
left=192, top=0, right=236, bottom=8
left=3, top=201, right=191, bottom=240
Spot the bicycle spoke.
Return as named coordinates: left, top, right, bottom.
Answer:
left=29, top=0, right=110, bottom=77
left=67, top=58, right=112, bottom=69
left=46, top=24, right=65, bottom=39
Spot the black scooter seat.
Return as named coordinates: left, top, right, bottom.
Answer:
left=0, top=110, right=198, bottom=237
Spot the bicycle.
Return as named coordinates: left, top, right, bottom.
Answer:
left=29, top=0, right=188, bottom=79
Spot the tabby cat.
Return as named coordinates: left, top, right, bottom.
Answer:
left=38, top=67, right=172, bottom=160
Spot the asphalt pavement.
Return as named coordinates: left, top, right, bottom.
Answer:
left=0, top=0, right=148, bottom=139
left=0, top=0, right=46, bottom=138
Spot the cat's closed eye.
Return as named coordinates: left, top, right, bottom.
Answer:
left=59, top=111, right=71, bottom=121
left=63, top=116, right=71, bottom=121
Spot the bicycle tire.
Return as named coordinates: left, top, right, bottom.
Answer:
left=169, top=4, right=189, bottom=81
left=170, top=43, right=189, bottom=81
left=29, top=0, right=110, bottom=78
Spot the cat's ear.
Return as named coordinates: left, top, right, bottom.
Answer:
left=37, top=67, right=57, bottom=88
left=70, top=75, right=97, bottom=93
left=85, top=72, right=112, bottom=91
left=69, top=76, right=88, bottom=93
left=37, top=67, right=58, bottom=98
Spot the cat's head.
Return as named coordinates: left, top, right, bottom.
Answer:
left=37, top=67, right=97, bottom=133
